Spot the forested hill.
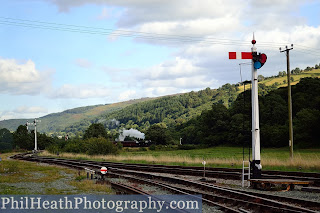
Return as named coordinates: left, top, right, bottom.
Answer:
left=0, top=98, right=155, bottom=134
left=58, top=85, right=243, bottom=137
left=1, top=66, right=319, bottom=137
left=176, top=77, right=320, bottom=148
left=62, top=67, right=319, bottom=137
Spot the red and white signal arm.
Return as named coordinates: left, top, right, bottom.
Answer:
left=100, top=167, right=108, bottom=174
left=229, top=52, right=253, bottom=60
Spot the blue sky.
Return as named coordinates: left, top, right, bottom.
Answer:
left=1, top=0, right=320, bottom=120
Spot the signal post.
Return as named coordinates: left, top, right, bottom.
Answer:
left=26, top=118, right=41, bottom=152
left=229, top=35, right=267, bottom=179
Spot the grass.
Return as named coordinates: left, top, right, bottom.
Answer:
left=0, top=152, right=113, bottom=195
left=40, top=146, right=320, bottom=173
left=237, top=68, right=320, bottom=93
left=262, top=69, right=320, bottom=87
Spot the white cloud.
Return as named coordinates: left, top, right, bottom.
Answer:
left=143, top=57, right=202, bottom=80
left=13, top=106, right=48, bottom=114
left=75, top=58, right=92, bottom=68
left=50, top=84, right=111, bottom=99
left=0, top=106, right=48, bottom=121
left=144, top=76, right=217, bottom=88
left=7, top=1, right=320, bottom=107
left=0, top=58, right=52, bottom=95
left=0, top=111, right=17, bottom=120
left=118, top=90, right=136, bottom=101
left=97, top=7, right=109, bottom=20
left=137, top=17, right=241, bottom=37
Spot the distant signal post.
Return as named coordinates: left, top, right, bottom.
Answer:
left=229, top=34, right=267, bottom=179
left=26, top=119, right=41, bottom=152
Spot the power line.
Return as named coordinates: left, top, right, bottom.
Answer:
left=1, top=16, right=320, bottom=56
left=0, top=17, right=246, bottom=43
left=294, top=47, right=320, bottom=57
left=295, top=44, right=320, bottom=52
left=0, top=20, right=252, bottom=46
left=0, top=17, right=252, bottom=46
left=0, top=17, right=298, bottom=47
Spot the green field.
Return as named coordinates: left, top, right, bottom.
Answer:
left=41, top=146, right=320, bottom=173
left=262, top=69, right=320, bottom=87
left=236, top=68, right=320, bottom=93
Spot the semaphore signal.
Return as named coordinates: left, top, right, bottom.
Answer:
left=26, top=119, right=41, bottom=152
left=228, top=33, right=267, bottom=179
left=229, top=52, right=253, bottom=59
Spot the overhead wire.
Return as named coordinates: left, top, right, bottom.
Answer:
left=0, top=17, right=298, bottom=47
left=1, top=16, right=320, bottom=56
left=0, top=17, right=253, bottom=46
left=0, top=17, right=247, bottom=43
left=294, top=48, right=320, bottom=57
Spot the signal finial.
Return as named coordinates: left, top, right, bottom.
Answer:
left=252, top=32, right=256, bottom=45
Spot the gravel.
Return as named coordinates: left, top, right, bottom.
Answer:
left=109, top=170, right=320, bottom=213
left=1, top=171, right=78, bottom=194
left=110, top=177, right=228, bottom=212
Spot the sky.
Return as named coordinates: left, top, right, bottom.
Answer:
left=0, top=0, right=320, bottom=120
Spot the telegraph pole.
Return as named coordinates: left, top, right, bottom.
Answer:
left=280, top=44, right=294, bottom=159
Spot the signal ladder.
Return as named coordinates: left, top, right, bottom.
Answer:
left=242, top=161, right=251, bottom=187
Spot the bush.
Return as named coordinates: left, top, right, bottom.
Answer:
left=153, top=145, right=177, bottom=151
left=85, top=137, right=119, bottom=155
left=47, top=144, right=59, bottom=154
left=139, top=147, right=147, bottom=151
left=116, top=142, right=123, bottom=150
left=64, top=139, right=87, bottom=153
left=149, top=144, right=156, bottom=151
left=75, top=175, right=87, bottom=181
left=177, top=144, right=197, bottom=150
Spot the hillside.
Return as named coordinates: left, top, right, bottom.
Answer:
left=61, top=68, right=320, bottom=136
left=237, top=68, right=320, bottom=93
left=176, top=77, right=320, bottom=148
left=0, top=97, right=156, bottom=133
left=1, top=67, right=319, bottom=137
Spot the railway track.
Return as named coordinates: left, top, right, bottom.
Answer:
left=11, top=153, right=320, bottom=185
left=10, top=153, right=320, bottom=213
left=110, top=182, right=203, bottom=213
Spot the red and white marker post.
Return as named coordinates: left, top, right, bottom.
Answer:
left=229, top=34, right=263, bottom=179
left=100, top=167, right=108, bottom=175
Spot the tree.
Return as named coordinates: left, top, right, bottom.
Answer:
left=37, top=133, right=54, bottom=150
left=292, top=67, right=301, bottom=74
left=294, top=109, right=320, bottom=147
left=85, top=137, right=119, bottom=155
left=290, top=77, right=294, bottom=82
left=145, top=124, right=169, bottom=145
left=83, top=123, right=109, bottom=139
left=305, top=66, right=312, bottom=71
left=200, top=103, right=231, bottom=146
left=278, top=71, right=286, bottom=77
left=258, top=75, right=265, bottom=81
left=13, top=125, right=33, bottom=150
left=0, top=128, right=13, bottom=150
